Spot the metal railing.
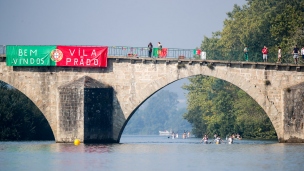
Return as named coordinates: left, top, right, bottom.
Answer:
left=0, top=45, right=197, bottom=59
left=108, top=46, right=196, bottom=59
left=0, top=45, right=5, bottom=55
left=202, top=49, right=304, bottom=64
left=4, top=45, right=299, bottom=63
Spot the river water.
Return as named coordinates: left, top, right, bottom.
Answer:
left=1, top=135, right=303, bottom=171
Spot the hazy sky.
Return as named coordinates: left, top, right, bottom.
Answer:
left=0, top=0, right=246, bottom=104
left=0, top=0, right=246, bottom=49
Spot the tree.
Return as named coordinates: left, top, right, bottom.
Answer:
left=183, top=75, right=276, bottom=139
left=123, top=90, right=192, bottom=135
left=201, top=0, right=304, bottom=63
left=0, top=81, right=54, bottom=140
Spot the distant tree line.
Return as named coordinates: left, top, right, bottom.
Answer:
left=0, top=80, right=54, bottom=141
left=183, top=75, right=277, bottom=139
left=123, top=90, right=192, bottom=135
left=200, top=0, right=304, bottom=63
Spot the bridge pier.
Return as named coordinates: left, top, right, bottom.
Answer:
left=281, top=82, right=304, bottom=143
left=57, top=76, right=115, bottom=143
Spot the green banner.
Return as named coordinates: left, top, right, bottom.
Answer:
left=153, top=48, right=159, bottom=57
left=6, top=45, right=56, bottom=66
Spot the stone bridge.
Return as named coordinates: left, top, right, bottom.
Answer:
left=1, top=55, right=304, bottom=143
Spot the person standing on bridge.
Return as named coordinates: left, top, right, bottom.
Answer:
left=277, top=47, right=282, bottom=63
left=244, top=45, right=248, bottom=61
left=262, top=46, right=268, bottom=62
left=148, top=42, right=153, bottom=57
left=292, top=45, right=299, bottom=64
left=157, top=42, right=162, bottom=57
left=158, top=42, right=162, bottom=50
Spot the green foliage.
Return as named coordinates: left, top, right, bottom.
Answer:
left=183, top=75, right=277, bottom=139
left=193, top=0, right=303, bottom=138
left=123, top=90, right=192, bottom=135
left=201, top=0, right=304, bottom=63
left=0, top=80, right=54, bottom=140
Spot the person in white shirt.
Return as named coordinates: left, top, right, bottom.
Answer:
left=228, top=136, right=233, bottom=144
left=158, top=42, right=162, bottom=50
left=277, top=47, right=282, bottom=63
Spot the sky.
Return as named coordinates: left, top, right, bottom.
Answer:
left=0, top=0, right=247, bottom=104
left=0, top=0, right=246, bottom=49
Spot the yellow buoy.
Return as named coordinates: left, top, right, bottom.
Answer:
left=74, top=139, right=80, bottom=146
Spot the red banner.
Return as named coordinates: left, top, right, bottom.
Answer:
left=159, top=48, right=167, bottom=58
left=55, top=46, right=108, bottom=67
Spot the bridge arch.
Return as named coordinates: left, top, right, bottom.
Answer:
left=0, top=80, right=55, bottom=140
left=120, top=68, right=280, bottom=141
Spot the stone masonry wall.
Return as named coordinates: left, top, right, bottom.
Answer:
left=58, top=87, right=83, bottom=142
left=282, top=82, right=304, bottom=142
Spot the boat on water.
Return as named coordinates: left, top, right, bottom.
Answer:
left=159, top=130, right=172, bottom=136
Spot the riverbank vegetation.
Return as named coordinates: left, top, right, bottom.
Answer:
left=183, top=76, right=277, bottom=139
left=183, top=0, right=304, bottom=139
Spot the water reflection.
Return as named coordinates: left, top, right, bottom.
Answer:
left=51, top=143, right=111, bottom=154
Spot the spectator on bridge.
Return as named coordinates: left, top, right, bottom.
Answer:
left=148, top=42, right=153, bottom=57
left=194, top=47, right=201, bottom=59
left=301, top=45, right=304, bottom=61
left=292, top=45, right=299, bottom=64
left=244, top=45, right=248, bottom=61
left=157, top=42, right=162, bottom=57
left=277, top=47, right=282, bottom=63
left=158, top=42, right=162, bottom=50
left=262, top=46, right=268, bottom=62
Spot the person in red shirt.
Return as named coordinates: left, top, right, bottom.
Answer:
left=262, top=46, right=268, bottom=62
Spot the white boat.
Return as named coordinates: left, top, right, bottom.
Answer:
left=159, top=130, right=172, bottom=136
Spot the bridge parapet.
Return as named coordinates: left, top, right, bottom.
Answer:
left=1, top=55, right=304, bottom=72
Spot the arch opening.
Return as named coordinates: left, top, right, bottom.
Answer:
left=122, top=84, right=192, bottom=136
left=182, top=75, right=277, bottom=140
left=119, top=74, right=277, bottom=142
left=0, top=80, right=54, bottom=141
